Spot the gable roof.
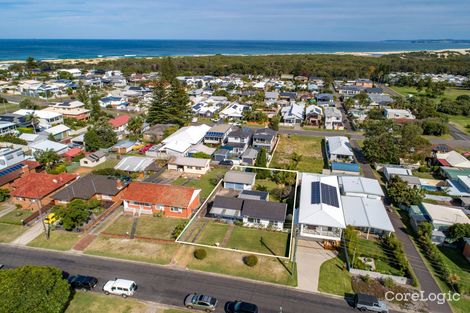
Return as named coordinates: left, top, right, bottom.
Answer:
left=339, top=176, right=384, bottom=197
left=242, top=199, right=287, bottom=222
left=436, top=151, right=470, bottom=168
left=10, top=172, right=76, bottom=199
left=326, top=136, right=354, bottom=157
left=224, top=171, right=256, bottom=185
left=114, top=156, right=155, bottom=172
left=109, top=115, right=130, bottom=128
left=122, top=182, right=200, bottom=208
left=52, top=174, right=123, bottom=202
left=342, top=196, right=394, bottom=232
left=162, top=124, right=210, bottom=145
left=169, top=156, right=210, bottom=167
left=299, top=174, right=345, bottom=229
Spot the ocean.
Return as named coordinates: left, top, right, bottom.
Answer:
left=0, top=39, right=470, bottom=61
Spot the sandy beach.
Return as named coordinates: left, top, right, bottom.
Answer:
left=1, top=48, right=469, bottom=65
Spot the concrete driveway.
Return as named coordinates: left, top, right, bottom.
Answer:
left=296, top=240, right=337, bottom=292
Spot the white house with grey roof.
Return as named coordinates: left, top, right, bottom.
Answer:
left=324, top=107, right=344, bottom=130
left=168, top=156, right=210, bottom=175
left=325, top=136, right=354, bottom=162
left=339, top=176, right=385, bottom=199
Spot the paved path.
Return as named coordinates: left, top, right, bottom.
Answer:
left=10, top=222, right=44, bottom=245
left=221, top=223, right=234, bottom=247
left=0, top=205, right=16, bottom=218
left=296, top=240, right=336, bottom=292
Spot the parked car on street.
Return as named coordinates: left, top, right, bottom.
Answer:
left=67, top=275, right=98, bottom=291
left=354, top=293, right=389, bottom=313
left=103, top=279, right=137, bottom=298
left=225, top=300, right=259, bottom=313
left=184, top=293, right=218, bottom=312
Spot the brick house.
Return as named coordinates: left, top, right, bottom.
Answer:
left=10, top=172, right=77, bottom=210
left=122, top=182, right=200, bottom=218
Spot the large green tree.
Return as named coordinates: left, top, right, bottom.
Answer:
left=0, top=265, right=71, bottom=313
left=127, top=115, right=144, bottom=137
left=146, top=81, right=168, bottom=125
left=34, top=149, right=60, bottom=172
left=84, top=120, right=118, bottom=151
left=387, top=176, right=424, bottom=207
left=166, top=80, right=191, bottom=126
left=53, top=199, right=98, bottom=230
left=255, top=147, right=269, bottom=179
left=160, top=57, right=177, bottom=83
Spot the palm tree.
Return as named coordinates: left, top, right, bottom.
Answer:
left=127, top=115, right=144, bottom=137
left=25, top=112, right=39, bottom=134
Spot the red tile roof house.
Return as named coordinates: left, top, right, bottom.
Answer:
left=62, top=147, right=83, bottom=162
left=10, top=172, right=77, bottom=211
left=121, top=182, right=201, bottom=218
left=109, top=115, right=130, bottom=140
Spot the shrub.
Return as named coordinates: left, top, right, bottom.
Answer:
left=172, top=221, right=187, bottom=239
left=382, top=277, right=395, bottom=289
left=194, top=248, right=207, bottom=260
left=243, top=254, right=258, bottom=267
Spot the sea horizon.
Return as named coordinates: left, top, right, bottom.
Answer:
left=1, top=39, right=470, bottom=61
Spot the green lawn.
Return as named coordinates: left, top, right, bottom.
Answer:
left=391, top=86, right=470, bottom=101
left=66, top=291, right=147, bottom=313
left=173, top=167, right=227, bottom=199
left=0, top=223, right=27, bottom=243
left=0, top=101, right=20, bottom=113
left=187, top=248, right=297, bottom=286
left=354, top=239, right=403, bottom=276
left=103, top=215, right=134, bottom=236
left=91, top=159, right=120, bottom=171
left=0, top=209, right=32, bottom=225
left=194, top=221, right=229, bottom=246
left=254, top=178, right=282, bottom=201
left=226, top=226, right=290, bottom=257
left=271, top=134, right=324, bottom=173
left=85, top=236, right=178, bottom=265
left=447, top=114, right=470, bottom=133
left=28, top=230, right=82, bottom=251
left=318, top=253, right=353, bottom=296
left=135, top=216, right=186, bottom=240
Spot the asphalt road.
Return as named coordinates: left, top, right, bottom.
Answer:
left=448, top=124, right=470, bottom=141
left=0, top=245, right=357, bottom=313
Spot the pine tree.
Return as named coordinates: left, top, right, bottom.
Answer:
left=160, top=57, right=177, bottom=83
left=146, top=81, right=168, bottom=125
left=166, top=80, right=191, bottom=126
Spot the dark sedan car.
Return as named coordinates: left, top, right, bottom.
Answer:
left=226, top=300, right=259, bottom=313
left=67, top=275, right=98, bottom=291
left=219, top=160, right=234, bottom=166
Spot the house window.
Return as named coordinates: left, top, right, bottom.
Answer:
left=170, top=207, right=183, bottom=213
left=248, top=218, right=260, bottom=223
left=157, top=205, right=164, bottom=210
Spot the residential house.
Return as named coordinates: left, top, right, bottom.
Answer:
left=324, top=107, right=344, bottom=130
left=252, top=128, right=277, bottom=153
left=219, top=103, right=248, bottom=120
left=143, top=124, right=178, bottom=143
left=265, top=91, right=279, bottom=101
left=279, top=92, right=297, bottom=101
left=325, top=136, right=354, bottom=162
left=420, top=202, right=470, bottom=232
left=355, top=79, right=373, bottom=88
left=435, top=150, right=470, bottom=168
left=52, top=174, right=125, bottom=204
left=384, top=108, right=416, bottom=121
left=338, top=176, right=385, bottom=200
left=337, top=85, right=362, bottom=96
left=30, top=140, right=69, bottom=155
left=225, top=127, right=254, bottom=156
left=45, top=100, right=90, bottom=120
left=0, top=148, right=24, bottom=170
left=0, top=113, right=30, bottom=128
left=241, top=148, right=258, bottom=165
left=213, top=149, right=230, bottom=162
left=315, top=93, right=334, bottom=106
left=0, top=160, right=40, bottom=188
left=209, top=195, right=286, bottom=230
left=224, top=171, right=256, bottom=191
left=114, top=156, right=156, bottom=173
left=281, top=102, right=305, bottom=125
left=14, top=109, right=63, bottom=129
left=0, top=122, right=17, bottom=135
left=10, top=172, right=77, bottom=210
left=111, top=140, right=136, bottom=154
left=99, top=95, right=128, bottom=108
left=168, top=156, right=211, bottom=175
left=186, top=143, right=216, bottom=158
left=43, top=124, right=71, bottom=141
left=156, top=124, right=211, bottom=158
left=204, top=124, right=233, bottom=145
left=305, top=105, right=323, bottom=127
left=298, top=174, right=345, bottom=242
left=62, top=147, right=83, bottom=162
left=368, top=94, right=394, bottom=107
left=365, top=87, right=384, bottom=94
left=80, top=151, right=107, bottom=168
left=109, top=115, right=130, bottom=140
left=122, top=182, right=200, bottom=218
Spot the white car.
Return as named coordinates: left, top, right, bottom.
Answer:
left=102, top=279, right=137, bottom=298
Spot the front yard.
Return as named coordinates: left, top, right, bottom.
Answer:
left=225, top=226, right=290, bottom=257
left=135, top=216, right=186, bottom=240
left=352, top=238, right=404, bottom=277
left=187, top=248, right=297, bottom=286
left=0, top=223, right=27, bottom=243
left=0, top=209, right=33, bottom=225
left=270, top=134, right=324, bottom=173
left=84, top=236, right=178, bottom=265
left=318, top=252, right=353, bottom=296
left=28, top=230, right=82, bottom=251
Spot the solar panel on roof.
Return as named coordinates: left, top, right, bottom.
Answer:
left=0, top=162, right=24, bottom=178
left=311, top=181, right=321, bottom=204
left=321, top=183, right=339, bottom=208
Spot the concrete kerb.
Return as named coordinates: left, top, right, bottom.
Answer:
left=176, top=165, right=299, bottom=261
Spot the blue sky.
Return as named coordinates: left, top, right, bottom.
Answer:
left=1, top=0, right=470, bottom=40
